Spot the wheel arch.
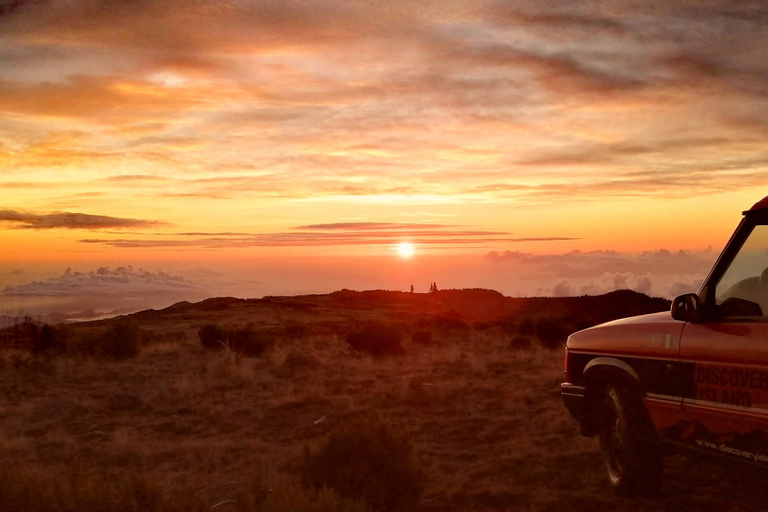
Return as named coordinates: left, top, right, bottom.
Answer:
left=583, top=357, right=641, bottom=388
left=580, top=357, right=645, bottom=436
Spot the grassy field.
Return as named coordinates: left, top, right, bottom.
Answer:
left=1, top=292, right=766, bottom=511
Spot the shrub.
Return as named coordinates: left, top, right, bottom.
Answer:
left=198, top=323, right=273, bottom=357
left=30, top=324, right=65, bottom=355
left=509, top=335, right=532, bottom=350
left=300, top=419, right=423, bottom=512
left=198, top=323, right=226, bottom=350
left=432, top=311, right=467, bottom=331
left=140, top=329, right=187, bottom=345
left=534, top=317, right=569, bottom=350
left=282, top=320, right=307, bottom=340
left=265, top=484, right=371, bottom=512
left=0, top=465, right=199, bottom=512
left=228, top=323, right=272, bottom=357
left=100, top=318, right=142, bottom=361
left=276, top=351, right=322, bottom=378
left=64, top=329, right=98, bottom=357
left=411, top=330, right=433, bottom=347
left=518, top=317, right=535, bottom=337
left=346, top=322, right=405, bottom=357
left=0, top=465, right=369, bottom=512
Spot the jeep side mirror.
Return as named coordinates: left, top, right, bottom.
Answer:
left=671, top=293, right=701, bottom=322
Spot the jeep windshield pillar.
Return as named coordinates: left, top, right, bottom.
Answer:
left=562, top=195, right=768, bottom=494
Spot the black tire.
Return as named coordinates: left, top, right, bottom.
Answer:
left=598, top=384, right=663, bottom=495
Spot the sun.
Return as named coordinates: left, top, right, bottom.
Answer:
left=396, top=242, right=415, bottom=258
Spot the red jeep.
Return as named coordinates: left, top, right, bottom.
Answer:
left=562, top=195, right=768, bottom=493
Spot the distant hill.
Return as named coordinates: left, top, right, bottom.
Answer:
left=131, top=287, right=671, bottom=343
left=507, top=289, right=672, bottom=326
left=0, top=320, right=47, bottom=349
left=0, top=315, right=44, bottom=329
left=323, top=287, right=670, bottom=325
left=1, top=288, right=672, bottom=352
left=127, top=287, right=670, bottom=325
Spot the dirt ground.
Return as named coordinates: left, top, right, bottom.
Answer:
left=1, top=295, right=767, bottom=511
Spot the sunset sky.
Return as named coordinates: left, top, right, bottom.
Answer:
left=1, top=0, right=767, bottom=316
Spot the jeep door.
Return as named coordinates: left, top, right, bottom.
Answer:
left=677, top=224, right=768, bottom=464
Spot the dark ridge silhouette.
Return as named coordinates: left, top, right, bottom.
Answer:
left=0, top=315, right=43, bottom=329
left=0, top=320, right=44, bottom=348
left=108, top=288, right=672, bottom=326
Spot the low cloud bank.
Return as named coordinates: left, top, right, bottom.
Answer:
left=1, top=266, right=206, bottom=314
left=3, top=266, right=198, bottom=297
left=486, top=248, right=717, bottom=298
left=0, top=247, right=722, bottom=316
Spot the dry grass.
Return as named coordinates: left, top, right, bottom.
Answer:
left=1, top=297, right=767, bottom=511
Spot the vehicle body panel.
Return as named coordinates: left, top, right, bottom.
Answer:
left=562, top=194, right=768, bottom=473
left=566, top=312, right=684, bottom=359
left=672, top=321, right=768, bottom=462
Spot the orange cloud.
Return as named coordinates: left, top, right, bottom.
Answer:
left=0, top=209, right=168, bottom=230
left=0, top=0, right=766, bottom=304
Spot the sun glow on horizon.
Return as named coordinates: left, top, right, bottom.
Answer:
left=397, top=242, right=415, bottom=258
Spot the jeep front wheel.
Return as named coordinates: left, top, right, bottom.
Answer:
left=598, top=384, right=663, bottom=494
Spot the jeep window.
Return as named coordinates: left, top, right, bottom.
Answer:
left=715, top=224, right=768, bottom=317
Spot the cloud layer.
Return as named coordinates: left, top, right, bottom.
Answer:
left=485, top=248, right=718, bottom=298
left=0, top=0, right=765, bottom=306
left=1, top=0, right=767, bottom=210
left=0, top=248, right=718, bottom=319
left=74, top=221, right=577, bottom=249
left=2, top=266, right=199, bottom=297
left=0, top=209, right=166, bottom=230
left=1, top=265, right=207, bottom=314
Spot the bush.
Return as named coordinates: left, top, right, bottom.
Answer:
left=276, top=351, right=322, bottom=378
left=30, top=324, right=65, bottom=355
left=63, top=330, right=93, bottom=357
left=432, top=311, right=468, bottom=331
left=198, top=323, right=273, bottom=357
left=282, top=320, right=308, bottom=340
left=535, top=317, right=569, bottom=350
left=300, top=419, right=423, bottom=512
left=100, top=318, right=142, bottom=361
left=228, top=323, right=272, bottom=357
left=509, top=335, right=532, bottom=350
left=0, top=464, right=369, bottom=512
left=198, top=323, right=226, bottom=350
left=346, top=322, right=404, bottom=357
left=518, top=317, right=535, bottom=337
left=265, top=485, right=371, bottom=512
left=411, top=330, right=433, bottom=347
left=0, top=465, right=195, bottom=512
